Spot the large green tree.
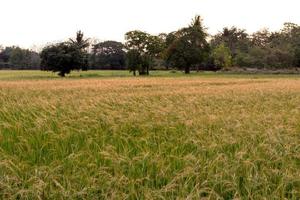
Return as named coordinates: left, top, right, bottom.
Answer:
left=125, top=30, right=165, bottom=75
left=165, top=16, right=210, bottom=74
left=90, top=41, right=126, bottom=69
left=125, top=30, right=150, bottom=75
left=126, top=49, right=142, bottom=76
left=40, top=31, right=89, bottom=76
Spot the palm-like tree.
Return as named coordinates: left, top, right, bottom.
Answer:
left=69, top=30, right=89, bottom=49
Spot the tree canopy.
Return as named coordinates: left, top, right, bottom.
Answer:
left=0, top=46, right=40, bottom=69
left=90, top=41, right=126, bottom=69
left=212, top=44, right=232, bottom=70
left=40, top=31, right=89, bottom=76
left=165, top=16, right=210, bottom=73
left=125, top=30, right=166, bottom=75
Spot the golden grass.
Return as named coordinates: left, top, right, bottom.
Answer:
left=0, top=76, right=300, bottom=199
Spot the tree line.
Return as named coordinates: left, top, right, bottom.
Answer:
left=0, top=46, right=41, bottom=69
left=0, top=15, right=299, bottom=76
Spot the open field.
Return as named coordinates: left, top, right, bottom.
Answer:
left=0, top=71, right=300, bottom=199
left=1, top=70, right=300, bottom=80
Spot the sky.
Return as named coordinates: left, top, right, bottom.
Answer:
left=1, top=0, right=300, bottom=49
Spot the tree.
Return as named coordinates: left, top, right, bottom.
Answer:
left=126, top=49, right=142, bottom=76
left=147, top=35, right=166, bottom=58
left=165, top=15, right=210, bottom=74
left=295, top=47, right=300, bottom=67
left=125, top=30, right=151, bottom=75
left=251, top=29, right=271, bottom=47
left=0, top=47, right=13, bottom=63
left=125, top=30, right=166, bottom=75
left=40, top=31, right=89, bottom=77
left=0, top=46, right=41, bottom=69
left=211, top=27, right=250, bottom=60
left=69, top=30, right=90, bottom=49
left=211, top=23, right=300, bottom=69
left=69, top=30, right=89, bottom=71
left=9, top=47, right=25, bottom=67
left=280, top=23, right=300, bottom=67
left=90, top=41, right=126, bottom=69
left=212, top=44, right=232, bottom=69
left=41, top=43, right=82, bottom=76
left=28, top=51, right=41, bottom=68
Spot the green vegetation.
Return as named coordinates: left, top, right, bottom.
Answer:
left=1, top=17, right=299, bottom=76
left=40, top=31, right=89, bottom=77
left=0, top=46, right=40, bottom=69
left=125, top=30, right=165, bottom=75
left=90, top=41, right=126, bottom=70
left=212, top=44, right=232, bottom=70
left=164, top=16, right=210, bottom=74
left=0, top=71, right=300, bottom=199
left=1, top=70, right=300, bottom=81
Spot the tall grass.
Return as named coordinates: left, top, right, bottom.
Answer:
left=0, top=74, right=300, bottom=199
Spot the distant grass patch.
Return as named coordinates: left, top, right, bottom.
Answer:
left=1, top=69, right=300, bottom=81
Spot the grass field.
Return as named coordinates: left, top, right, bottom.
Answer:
left=0, top=70, right=300, bottom=199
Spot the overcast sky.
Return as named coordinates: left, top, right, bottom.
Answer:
left=1, top=0, right=300, bottom=49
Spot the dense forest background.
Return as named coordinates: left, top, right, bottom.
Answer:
left=0, top=19, right=299, bottom=72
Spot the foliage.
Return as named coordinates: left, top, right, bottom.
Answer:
left=125, top=30, right=165, bottom=75
left=295, top=47, right=300, bottom=67
left=0, top=46, right=40, bottom=69
left=40, top=31, right=89, bottom=76
left=40, top=43, right=83, bottom=76
left=212, top=43, right=232, bottom=69
left=1, top=19, right=300, bottom=72
left=90, top=41, right=126, bottom=69
left=165, top=16, right=210, bottom=73
left=126, top=49, right=142, bottom=76
left=210, top=23, right=300, bottom=69
left=125, top=31, right=150, bottom=75
left=211, top=27, right=250, bottom=57
left=68, top=30, right=90, bottom=50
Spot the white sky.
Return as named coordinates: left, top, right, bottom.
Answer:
left=1, top=0, right=300, bottom=49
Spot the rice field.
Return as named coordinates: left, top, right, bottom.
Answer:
left=0, top=71, right=300, bottom=199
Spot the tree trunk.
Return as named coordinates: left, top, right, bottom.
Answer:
left=139, top=68, right=147, bottom=76
left=58, top=71, right=65, bottom=77
left=133, top=70, right=136, bottom=76
left=146, top=65, right=149, bottom=75
left=185, top=66, right=190, bottom=74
